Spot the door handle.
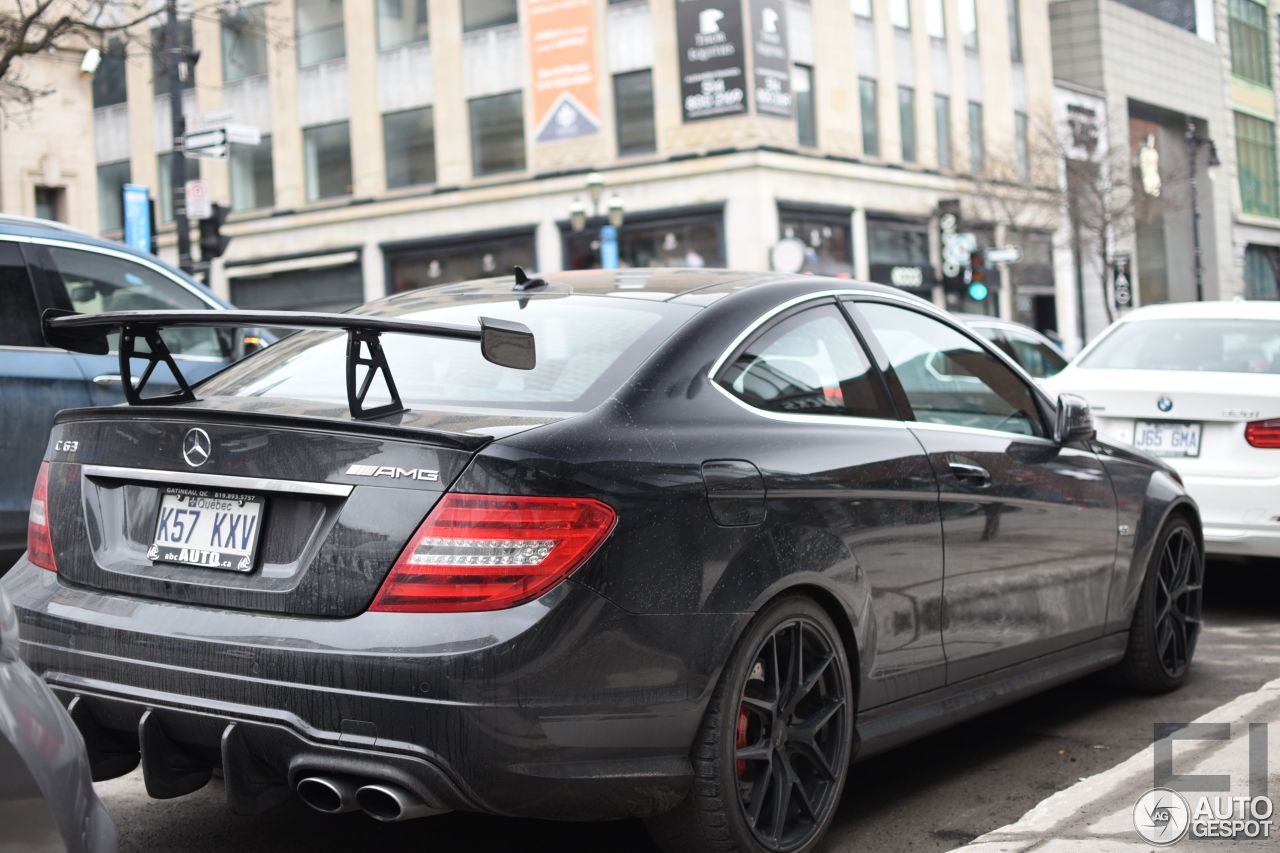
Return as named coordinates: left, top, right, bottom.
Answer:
left=93, top=374, right=140, bottom=388
left=948, top=461, right=992, bottom=487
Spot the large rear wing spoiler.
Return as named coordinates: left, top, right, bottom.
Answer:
left=42, top=308, right=536, bottom=421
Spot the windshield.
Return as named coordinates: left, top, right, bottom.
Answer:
left=1080, top=319, right=1280, bottom=374
left=201, top=294, right=697, bottom=412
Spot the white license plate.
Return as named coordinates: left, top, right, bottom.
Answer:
left=148, top=488, right=264, bottom=571
left=1133, top=421, right=1202, bottom=458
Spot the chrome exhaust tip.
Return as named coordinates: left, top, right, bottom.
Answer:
left=354, top=783, right=446, bottom=822
left=296, top=776, right=360, bottom=814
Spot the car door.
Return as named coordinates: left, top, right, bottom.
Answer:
left=28, top=242, right=232, bottom=405
left=850, top=299, right=1117, bottom=683
left=712, top=300, right=946, bottom=708
left=0, top=239, right=91, bottom=564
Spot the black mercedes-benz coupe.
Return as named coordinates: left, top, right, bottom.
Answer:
left=3, top=269, right=1203, bottom=853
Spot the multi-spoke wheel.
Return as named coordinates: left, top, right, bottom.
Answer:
left=647, top=597, right=853, bottom=853
left=1115, top=517, right=1204, bottom=692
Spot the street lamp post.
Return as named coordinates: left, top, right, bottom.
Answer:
left=569, top=172, right=626, bottom=268
left=1184, top=115, right=1219, bottom=303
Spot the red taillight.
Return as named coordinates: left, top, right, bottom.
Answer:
left=27, top=462, right=56, bottom=572
left=1245, top=419, right=1280, bottom=448
left=370, top=494, right=617, bottom=613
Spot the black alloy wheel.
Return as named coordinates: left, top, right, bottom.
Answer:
left=1115, top=517, right=1204, bottom=692
left=1152, top=524, right=1203, bottom=679
left=647, top=597, right=853, bottom=853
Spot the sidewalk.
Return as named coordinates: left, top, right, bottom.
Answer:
left=950, top=676, right=1280, bottom=852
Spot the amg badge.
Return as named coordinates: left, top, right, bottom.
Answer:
left=346, top=464, right=440, bottom=482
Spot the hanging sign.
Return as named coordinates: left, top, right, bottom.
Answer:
left=528, top=0, right=601, bottom=143
left=677, top=0, right=747, bottom=122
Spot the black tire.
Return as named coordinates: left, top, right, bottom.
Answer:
left=1114, top=516, right=1204, bottom=693
left=646, top=596, right=854, bottom=853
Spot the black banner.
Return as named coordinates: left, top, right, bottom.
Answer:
left=750, top=0, right=791, bottom=117
left=677, top=0, right=747, bottom=122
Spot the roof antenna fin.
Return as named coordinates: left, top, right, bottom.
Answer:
left=512, top=265, right=549, bottom=292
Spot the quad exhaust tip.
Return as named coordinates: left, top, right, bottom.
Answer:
left=354, top=782, right=446, bottom=822
left=296, top=776, right=360, bottom=814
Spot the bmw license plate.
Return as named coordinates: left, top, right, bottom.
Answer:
left=148, top=488, right=264, bottom=571
left=1133, top=421, right=1202, bottom=458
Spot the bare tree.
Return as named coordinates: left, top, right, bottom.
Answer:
left=0, top=1, right=281, bottom=117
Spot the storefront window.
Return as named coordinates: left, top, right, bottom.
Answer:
left=231, top=261, right=363, bottom=312
left=386, top=231, right=536, bottom=292
left=866, top=216, right=933, bottom=292
left=563, top=209, right=725, bottom=270
left=1008, top=230, right=1055, bottom=332
left=779, top=206, right=853, bottom=276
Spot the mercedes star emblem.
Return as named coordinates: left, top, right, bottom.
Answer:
left=182, top=428, right=212, bottom=468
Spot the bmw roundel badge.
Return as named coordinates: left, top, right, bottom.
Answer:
left=1157, top=396, right=1173, bottom=413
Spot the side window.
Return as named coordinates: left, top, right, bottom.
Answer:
left=43, top=247, right=226, bottom=358
left=717, top=304, right=893, bottom=418
left=0, top=242, right=42, bottom=347
left=1002, top=328, right=1067, bottom=379
left=859, top=302, right=1046, bottom=437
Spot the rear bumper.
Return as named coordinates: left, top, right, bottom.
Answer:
left=1, top=560, right=744, bottom=821
left=1180, top=472, right=1280, bottom=558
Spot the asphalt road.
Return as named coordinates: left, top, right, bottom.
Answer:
left=96, top=559, right=1280, bottom=853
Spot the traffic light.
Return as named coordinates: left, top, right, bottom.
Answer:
left=198, top=203, right=230, bottom=261
left=967, top=251, right=988, bottom=302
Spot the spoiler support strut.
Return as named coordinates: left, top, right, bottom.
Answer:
left=42, top=308, right=536, bottom=421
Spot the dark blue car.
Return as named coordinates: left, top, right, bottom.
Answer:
left=0, top=215, right=256, bottom=568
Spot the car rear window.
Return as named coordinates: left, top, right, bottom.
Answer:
left=199, top=294, right=697, bottom=412
left=1080, top=318, right=1280, bottom=374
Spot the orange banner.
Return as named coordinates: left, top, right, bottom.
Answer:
left=527, top=0, right=600, bottom=143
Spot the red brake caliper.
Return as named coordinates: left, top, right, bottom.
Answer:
left=735, top=705, right=749, bottom=777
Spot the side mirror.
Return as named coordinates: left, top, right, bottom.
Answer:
left=1055, top=393, right=1095, bottom=444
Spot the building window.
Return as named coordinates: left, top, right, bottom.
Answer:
left=230, top=134, right=275, bottom=211
left=464, top=0, right=518, bottom=32
left=934, top=94, right=952, bottom=168
left=96, top=161, right=131, bottom=233
left=35, top=187, right=66, bottom=222
left=926, top=0, right=946, bottom=38
left=866, top=216, right=934, bottom=293
left=152, top=20, right=195, bottom=95
left=1236, top=112, right=1279, bottom=217
left=296, top=0, right=345, bottom=66
left=377, top=0, right=429, bottom=50
left=303, top=122, right=353, bottom=201
left=1244, top=244, right=1280, bottom=298
left=778, top=205, right=854, bottom=276
left=1008, top=0, right=1023, bottom=62
left=794, top=65, right=816, bottom=148
left=1116, top=0, right=1196, bottom=33
left=968, top=101, right=985, bottom=172
left=890, top=0, right=910, bottom=29
left=231, top=261, right=363, bottom=312
left=960, top=0, right=978, bottom=50
left=851, top=0, right=872, bottom=18
left=387, top=230, right=537, bottom=291
left=222, top=4, right=269, bottom=82
left=563, top=208, right=725, bottom=270
left=614, top=70, right=656, bottom=155
left=1229, top=0, right=1270, bottom=86
left=384, top=106, right=436, bottom=188
left=1015, top=110, right=1030, bottom=180
left=92, top=37, right=127, bottom=108
left=157, top=153, right=201, bottom=223
left=859, top=77, right=879, bottom=157
left=898, top=86, right=916, bottom=162
left=469, top=92, right=526, bottom=176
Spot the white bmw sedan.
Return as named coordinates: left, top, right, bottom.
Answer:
left=1046, top=299, right=1280, bottom=559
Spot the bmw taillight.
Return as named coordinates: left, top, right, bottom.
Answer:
left=369, top=494, right=617, bottom=613
left=27, top=462, right=56, bottom=572
left=1245, top=419, right=1280, bottom=448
